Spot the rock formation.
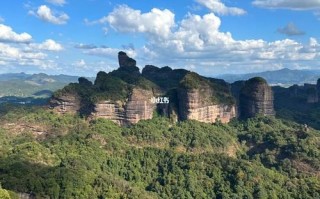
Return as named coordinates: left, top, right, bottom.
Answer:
left=118, top=51, right=136, bottom=68
left=92, top=88, right=157, bottom=125
left=92, top=100, right=125, bottom=125
left=50, top=51, right=277, bottom=125
left=50, top=92, right=80, bottom=114
left=178, top=88, right=236, bottom=123
left=125, top=88, right=157, bottom=124
left=178, top=73, right=236, bottom=123
left=239, top=77, right=275, bottom=118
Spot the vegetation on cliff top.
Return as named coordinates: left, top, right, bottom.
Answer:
left=180, top=72, right=235, bottom=105
left=0, top=106, right=319, bottom=198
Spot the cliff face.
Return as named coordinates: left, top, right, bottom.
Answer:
left=92, top=101, right=125, bottom=125
left=50, top=51, right=267, bottom=125
left=50, top=93, right=80, bottom=114
left=178, top=88, right=236, bottom=123
left=125, top=88, right=156, bottom=124
left=239, top=77, right=275, bottom=118
left=178, top=73, right=236, bottom=123
left=92, top=88, right=156, bottom=125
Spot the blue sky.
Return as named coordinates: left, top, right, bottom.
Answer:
left=0, top=0, right=319, bottom=76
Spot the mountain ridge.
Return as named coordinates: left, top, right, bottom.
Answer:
left=217, top=68, right=320, bottom=86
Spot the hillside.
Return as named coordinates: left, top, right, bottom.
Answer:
left=218, top=68, right=320, bottom=86
left=1, top=52, right=320, bottom=198
left=0, top=73, right=93, bottom=105
left=50, top=52, right=275, bottom=125
left=0, top=106, right=319, bottom=198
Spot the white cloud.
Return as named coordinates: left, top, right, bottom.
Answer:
left=196, top=0, right=246, bottom=15
left=46, top=0, right=66, bottom=6
left=0, top=24, right=32, bottom=43
left=99, top=5, right=175, bottom=38
left=252, top=0, right=320, bottom=10
left=0, top=43, right=47, bottom=63
left=277, top=22, right=305, bottom=36
left=32, top=5, right=69, bottom=25
left=0, top=39, right=63, bottom=71
left=73, top=59, right=87, bottom=68
left=85, top=5, right=320, bottom=75
left=32, top=39, right=64, bottom=51
left=84, top=47, right=136, bottom=59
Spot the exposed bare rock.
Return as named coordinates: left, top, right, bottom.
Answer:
left=118, top=51, right=136, bottom=68
left=49, top=92, right=80, bottom=114
left=125, top=88, right=157, bottom=124
left=93, top=88, right=157, bottom=125
left=178, top=88, right=236, bottom=123
left=239, top=77, right=275, bottom=118
left=92, top=101, right=126, bottom=125
left=18, top=193, right=35, bottom=199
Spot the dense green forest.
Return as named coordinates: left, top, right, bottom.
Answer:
left=0, top=105, right=319, bottom=198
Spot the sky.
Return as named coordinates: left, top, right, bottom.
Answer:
left=0, top=0, right=320, bottom=77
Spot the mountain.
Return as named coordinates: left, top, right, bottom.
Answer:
left=50, top=51, right=275, bottom=125
left=217, top=68, right=320, bottom=86
left=0, top=52, right=319, bottom=199
left=0, top=73, right=94, bottom=104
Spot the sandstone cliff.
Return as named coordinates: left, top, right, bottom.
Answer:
left=49, top=51, right=259, bottom=125
left=178, top=73, right=236, bottom=123
left=178, top=88, right=236, bottom=123
left=50, top=92, right=80, bottom=114
left=239, top=77, right=275, bottom=118
left=92, top=100, right=125, bottom=125
left=92, top=88, right=157, bottom=125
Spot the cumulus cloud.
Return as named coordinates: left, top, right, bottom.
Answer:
left=85, top=5, right=320, bottom=74
left=84, top=47, right=136, bottom=59
left=46, top=0, right=66, bottom=6
left=277, top=22, right=305, bottom=36
left=31, top=5, right=69, bottom=25
left=252, top=0, right=320, bottom=10
left=98, top=5, right=175, bottom=38
left=73, top=59, right=87, bottom=68
left=0, top=24, right=32, bottom=43
left=0, top=43, right=47, bottom=64
left=195, top=0, right=246, bottom=15
left=0, top=37, right=63, bottom=71
left=31, top=39, right=64, bottom=51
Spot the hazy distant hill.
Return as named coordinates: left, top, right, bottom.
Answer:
left=0, top=73, right=93, bottom=101
left=217, top=68, right=320, bottom=86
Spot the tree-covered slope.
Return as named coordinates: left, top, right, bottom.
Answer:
left=0, top=106, right=319, bottom=198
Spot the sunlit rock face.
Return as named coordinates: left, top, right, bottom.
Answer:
left=125, top=88, right=157, bottom=124
left=92, top=101, right=125, bottom=125
left=93, top=88, right=156, bottom=125
left=49, top=92, right=81, bottom=114
left=178, top=88, right=236, bottom=123
left=239, top=77, right=275, bottom=118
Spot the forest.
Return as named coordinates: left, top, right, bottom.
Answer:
left=0, top=105, right=319, bottom=198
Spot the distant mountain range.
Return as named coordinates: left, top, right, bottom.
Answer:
left=0, top=73, right=93, bottom=100
left=216, top=68, right=320, bottom=86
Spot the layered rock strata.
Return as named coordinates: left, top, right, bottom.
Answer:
left=92, top=88, right=156, bottom=125
left=50, top=93, right=80, bottom=114
left=178, top=88, right=236, bottom=123
left=239, top=77, right=275, bottom=118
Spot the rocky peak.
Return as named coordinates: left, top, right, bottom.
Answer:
left=239, top=77, right=275, bottom=118
left=118, top=51, right=137, bottom=68
left=178, top=72, right=236, bottom=123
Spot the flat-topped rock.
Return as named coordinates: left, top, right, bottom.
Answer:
left=239, top=77, right=275, bottom=118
